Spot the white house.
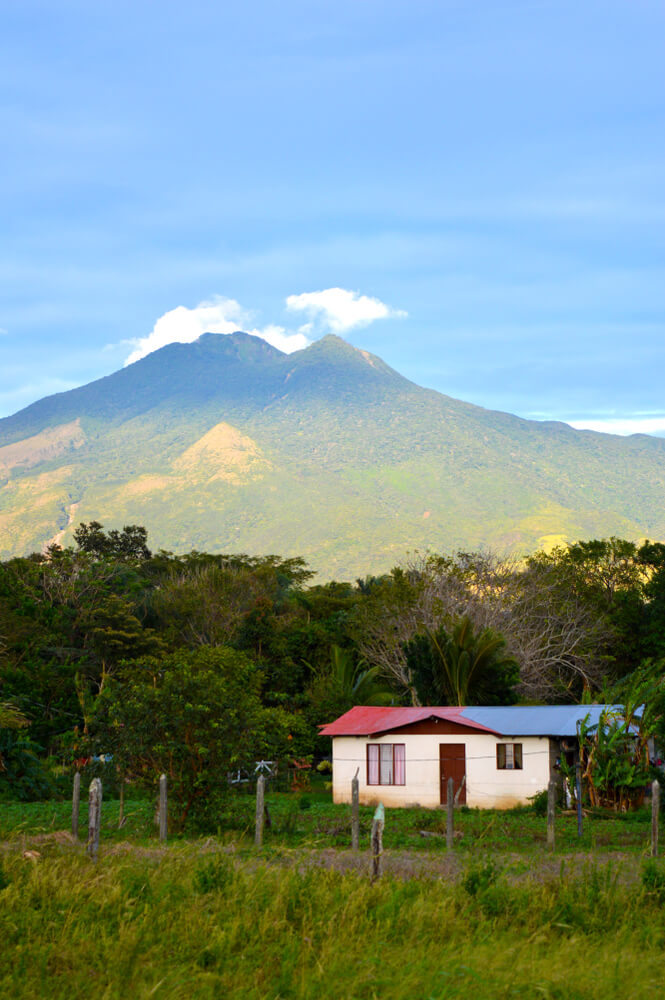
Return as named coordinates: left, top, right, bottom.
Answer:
left=320, top=705, right=611, bottom=809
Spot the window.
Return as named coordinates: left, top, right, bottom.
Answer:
left=367, top=743, right=406, bottom=785
left=497, top=743, right=523, bottom=770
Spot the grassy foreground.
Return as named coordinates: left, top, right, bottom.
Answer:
left=1, top=842, right=664, bottom=999
left=2, top=796, right=664, bottom=998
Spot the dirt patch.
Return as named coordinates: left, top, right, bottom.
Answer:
left=0, top=837, right=645, bottom=886
left=260, top=847, right=644, bottom=885
left=0, top=421, right=84, bottom=475
left=122, top=475, right=173, bottom=497
left=173, top=422, right=270, bottom=483
left=44, top=500, right=81, bottom=550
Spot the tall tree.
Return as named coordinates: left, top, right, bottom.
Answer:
left=356, top=550, right=606, bottom=703
left=73, top=521, right=152, bottom=561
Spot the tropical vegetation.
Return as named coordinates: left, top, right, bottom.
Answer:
left=1, top=521, right=664, bottom=815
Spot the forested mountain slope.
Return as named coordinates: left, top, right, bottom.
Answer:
left=1, top=332, right=664, bottom=577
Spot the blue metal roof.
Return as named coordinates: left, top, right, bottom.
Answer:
left=461, top=705, right=623, bottom=737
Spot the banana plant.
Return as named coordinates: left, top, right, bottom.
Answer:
left=579, top=675, right=660, bottom=809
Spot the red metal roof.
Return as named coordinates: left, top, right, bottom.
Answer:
left=319, top=706, right=498, bottom=736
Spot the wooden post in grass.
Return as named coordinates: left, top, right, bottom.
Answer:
left=547, top=778, right=556, bottom=850
left=159, top=773, right=168, bottom=843
left=87, top=777, right=102, bottom=862
left=652, top=780, right=660, bottom=858
left=255, top=773, right=265, bottom=847
left=371, top=802, right=385, bottom=881
left=71, top=772, right=81, bottom=840
left=351, top=768, right=360, bottom=850
left=575, top=762, right=583, bottom=837
left=118, top=772, right=125, bottom=829
left=446, top=777, right=454, bottom=850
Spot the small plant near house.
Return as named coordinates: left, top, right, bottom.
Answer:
left=280, top=800, right=301, bottom=835
left=528, top=788, right=549, bottom=817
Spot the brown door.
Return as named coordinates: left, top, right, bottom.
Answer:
left=439, top=744, right=466, bottom=805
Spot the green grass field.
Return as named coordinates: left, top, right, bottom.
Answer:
left=2, top=795, right=664, bottom=999
left=0, top=790, right=656, bottom=855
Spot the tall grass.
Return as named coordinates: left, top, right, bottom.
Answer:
left=1, top=848, right=664, bottom=999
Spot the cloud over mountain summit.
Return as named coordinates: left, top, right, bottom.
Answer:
left=124, top=288, right=407, bottom=366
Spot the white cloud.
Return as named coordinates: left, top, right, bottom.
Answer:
left=124, top=297, right=308, bottom=366
left=285, top=287, right=407, bottom=333
left=567, top=416, right=665, bottom=437
left=124, top=287, right=406, bottom=367
left=253, top=323, right=310, bottom=354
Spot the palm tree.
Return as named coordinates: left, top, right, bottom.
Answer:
left=406, top=616, right=518, bottom=705
left=327, top=645, right=395, bottom=706
left=307, top=645, right=396, bottom=732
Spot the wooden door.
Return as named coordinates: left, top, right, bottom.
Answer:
left=439, top=744, right=466, bottom=805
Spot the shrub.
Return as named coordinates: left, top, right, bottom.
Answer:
left=461, top=859, right=499, bottom=897
left=87, top=647, right=280, bottom=832
left=0, top=730, right=53, bottom=801
left=529, top=788, right=549, bottom=816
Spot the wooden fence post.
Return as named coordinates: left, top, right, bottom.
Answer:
left=454, top=775, right=466, bottom=806
left=446, top=777, right=454, bottom=850
left=159, top=773, right=168, bottom=843
left=652, top=780, right=660, bottom=858
left=87, top=777, right=102, bottom=862
left=371, top=802, right=385, bottom=881
left=255, top=773, right=265, bottom=847
left=118, top=773, right=125, bottom=829
left=71, top=772, right=81, bottom=840
left=351, top=768, right=360, bottom=850
left=547, top=778, right=556, bottom=850
left=575, top=762, right=583, bottom=837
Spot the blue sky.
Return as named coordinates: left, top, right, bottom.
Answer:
left=1, top=0, right=664, bottom=433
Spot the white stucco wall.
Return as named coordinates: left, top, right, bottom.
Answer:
left=331, top=732, right=552, bottom=809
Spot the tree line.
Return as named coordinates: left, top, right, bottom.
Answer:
left=1, top=523, right=664, bottom=825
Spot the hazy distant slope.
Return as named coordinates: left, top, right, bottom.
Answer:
left=1, top=332, right=664, bottom=577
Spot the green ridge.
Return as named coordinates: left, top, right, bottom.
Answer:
left=1, top=332, right=664, bottom=577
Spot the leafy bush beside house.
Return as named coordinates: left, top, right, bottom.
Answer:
left=86, top=646, right=301, bottom=831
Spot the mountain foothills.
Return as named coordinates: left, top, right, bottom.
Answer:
left=1, top=332, right=665, bottom=577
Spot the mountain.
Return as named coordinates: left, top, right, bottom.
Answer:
left=1, top=332, right=665, bottom=578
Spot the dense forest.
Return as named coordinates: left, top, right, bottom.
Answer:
left=1, top=523, right=664, bottom=826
